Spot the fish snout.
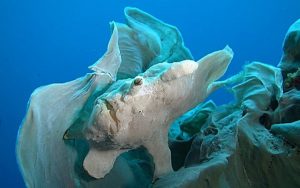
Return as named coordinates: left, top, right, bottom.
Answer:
left=86, top=99, right=120, bottom=143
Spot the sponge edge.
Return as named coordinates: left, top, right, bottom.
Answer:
left=88, top=22, right=121, bottom=81
left=271, top=120, right=300, bottom=146
left=83, top=148, right=127, bottom=179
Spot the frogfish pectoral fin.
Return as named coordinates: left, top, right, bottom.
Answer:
left=83, top=147, right=127, bottom=179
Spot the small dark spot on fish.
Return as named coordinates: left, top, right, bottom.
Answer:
left=134, top=77, right=143, bottom=86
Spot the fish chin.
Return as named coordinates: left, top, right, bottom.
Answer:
left=85, top=99, right=121, bottom=147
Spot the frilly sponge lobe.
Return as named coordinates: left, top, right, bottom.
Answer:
left=279, top=19, right=300, bottom=73
left=89, top=22, right=121, bottom=81
left=124, top=7, right=193, bottom=66
left=116, top=7, right=193, bottom=79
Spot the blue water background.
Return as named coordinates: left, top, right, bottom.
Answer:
left=1, top=0, right=300, bottom=187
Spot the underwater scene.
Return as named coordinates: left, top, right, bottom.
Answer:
left=1, top=0, right=300, bottom=187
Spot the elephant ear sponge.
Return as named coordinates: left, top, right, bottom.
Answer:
left=279, top=19, right=300, bottom=73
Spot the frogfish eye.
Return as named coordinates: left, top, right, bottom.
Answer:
left=133, top=76, right=143, bottom=86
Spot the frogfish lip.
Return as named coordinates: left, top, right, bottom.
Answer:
left=84, top=98, right=120, bottom=145
left=101, top=99, right=120, bottom=134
